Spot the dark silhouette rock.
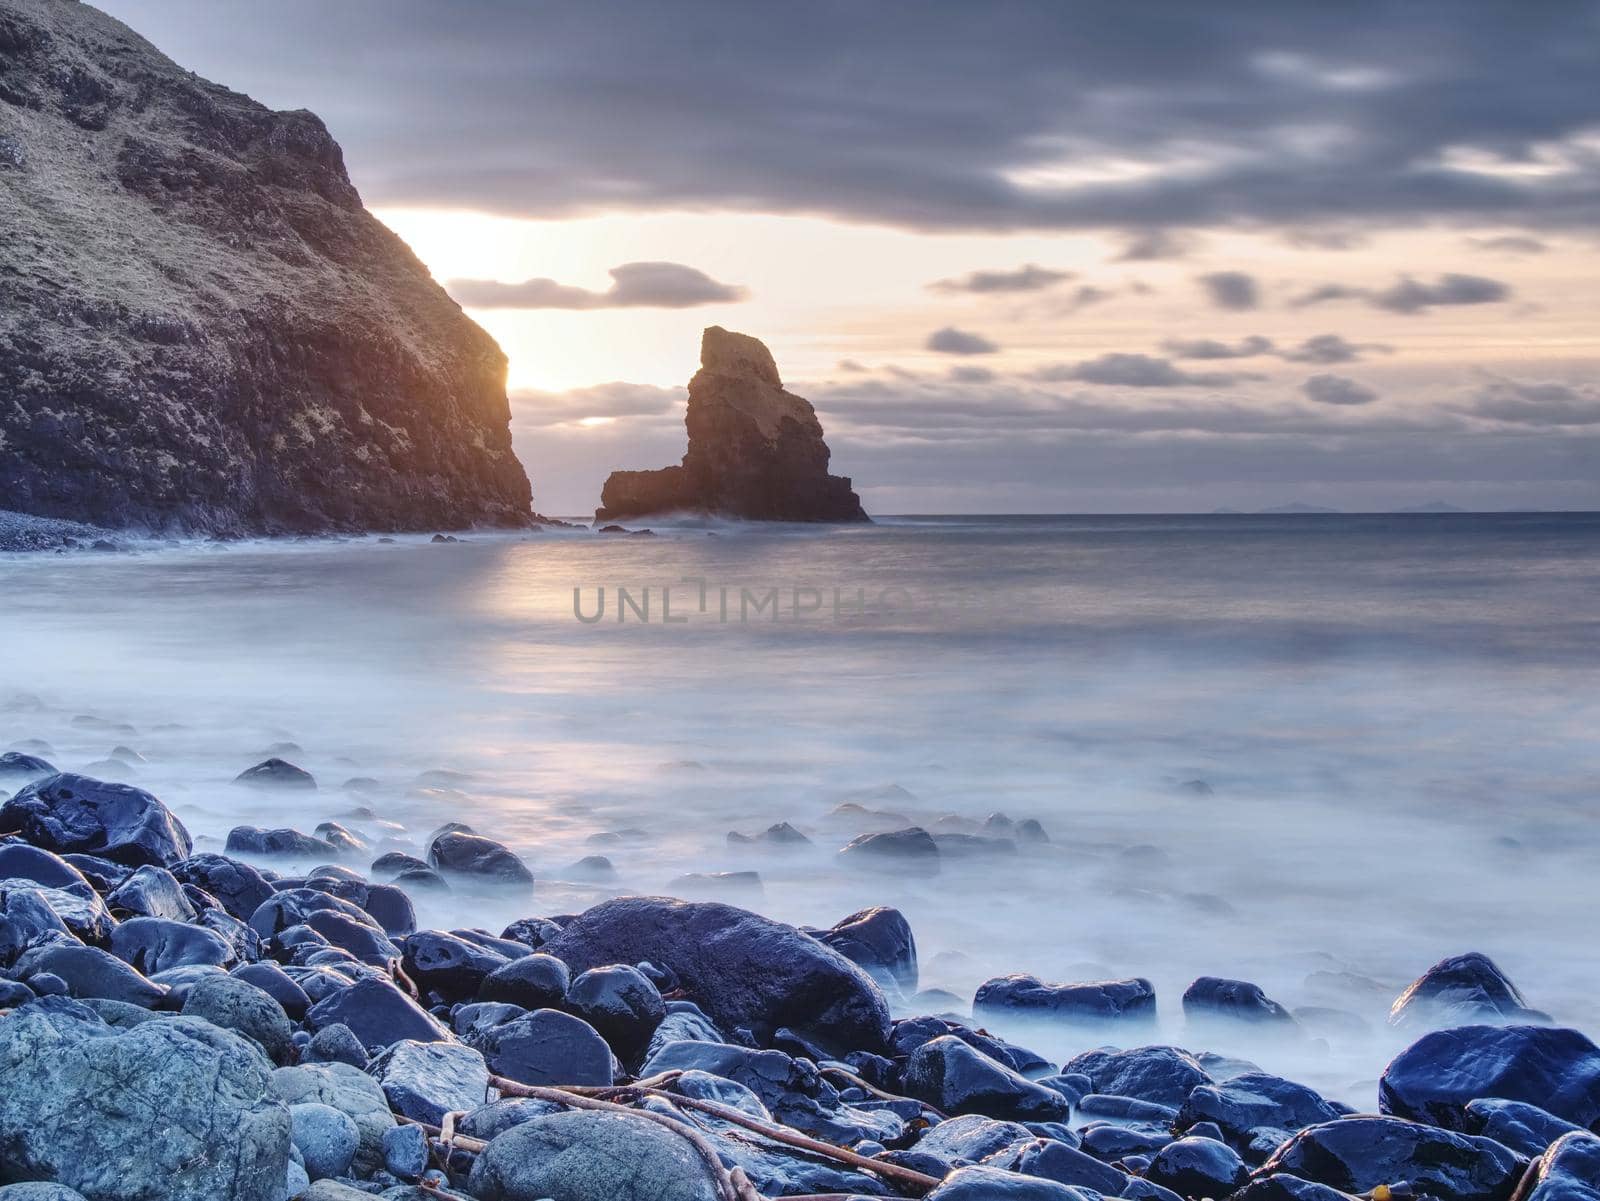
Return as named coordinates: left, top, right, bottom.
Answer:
left=1063, top=1045, right=1212, bottom=1109
left=974, top=974, right=1157, bottom=1025
left=1145, top=1136, right=1249, bottom=1196
left=402, top=929, right=509, bottom=1003
left=838, top=827, right=940, bottom=870
left=1183, top=975, right=1297, bottom=1026
left=171, top=853, right=276, bottom=920
left=904, top=1035, right=1070, bottom=1123
left=1464, top=1098, right=1583, bottom=1158
left=1176, top=1071, right=1344, bottom=1146
left=1521, top=1131, right=1600, bottom=1201
left=0, top=774, right=191, bottom=867
left=1261, top=1115, right=1525, bottom=1201
left=0, top=0, right=535, bottom=534
left=234, top=759, right=317, bottom=790
left=0, top=752, right=55, bottom=786
left=226, top=826, right=337, bottom=857
left=808, top=906, right=918, bottom=994
left=305, top=976, right=450, bottom=1053
left=564, top=964, right=665, bottom=1063
left=1380, top=1024, right=1600, bottom=1130
left=1389, top=952, right=1549, bottom=1029
left=427, top=831, right=533, bottom=886
left=595, top=327, right=867, bottom=523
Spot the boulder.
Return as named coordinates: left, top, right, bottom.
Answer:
left=269, top=1060, right=395, bottom=1176
left=427, top=831, right=534, bottom=886
left=594, top=326, right=868, bottom=524
left=171, top=853, right=276, bottom=921
left=226, top=826, right=337, bottom=857
left=1063, top=1044, right=1212, bottom=1109
left=904, top=1035, right=1070, bottom=1123
left=110, top=915, right=235, bottom=973
left=402, top=929, right=508, bottom=1003
left=0, top=844, right=89, bottom=889
left=182, top=972, right=295, bottom=1064
left=369, top=1039, right=491, bottom=1124
left=232, top=961, right=313, bottom=1020
left=1380, top=1024, right=1600, bottom=1129
left=0, top=879, right=113, bottom=952
left=925, top=1165, right=1084, bottom=1200
left=564, top=963, right=665, bottom=1062
left=0, top=774, right=191, bottom=867
left=974, top=974, right=1157, bottom=1025
left=382, top=1123, right=430, bottom=1182
left=0, top=752, right=56, bottom=786
left=467, top=1007, right=614, bottom=1087
left=1176, top=1070, right=1343, bottom=1146
left=1522, top=1131, right=1600, bottom=1201
left=0, top=1001, right=289, bottom=1200
left=838, top=827, right=940, bottom=870
left=809, top=906, right=917, bottom=993
left=646, top=1000, right=725, bottom=1061
left=304, top=1022, right=370, bottom=1068
left=1182, top=975, right=1296, bottom=1026
left=305, top=976, right=452, bottom=1052
left=542, top=896, right=891, bottom=1052
left=985, top=1138, right=1128, bottom=1193
left=479, top=952, right=570, bottom=1009
left=1261, top=1115, right=1527, bottom=1201
left=16, top=943, right=166, bottom=1006
left=290, top=1101, right=360, bottom=1179
left=468, top=1109, right=724, bottom=1201
left=1389, top=952, right=1548, bottom=1029
left=1464, top=1097, right=1584, bottom=1157
left=105, top=865, right=195, bottom=921
left=1144, top=1135, right=1250, bottom=1196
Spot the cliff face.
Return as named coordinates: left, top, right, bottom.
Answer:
left=0, top=0, right=535, bottom=533
left=597, top=327, right=868, bottom=523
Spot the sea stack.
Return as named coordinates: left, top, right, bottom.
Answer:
left=0, top=0, right=535, bottom=534
left=595, top=326, right=868, bottom=523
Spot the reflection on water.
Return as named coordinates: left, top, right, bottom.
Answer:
left=4, top=512, right=1600, bottom=1105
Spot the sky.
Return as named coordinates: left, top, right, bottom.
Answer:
left=98, top=0, right=1600, bottom=514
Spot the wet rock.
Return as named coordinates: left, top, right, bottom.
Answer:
left=925, top=1165, right=1084, bottom=1200
left=1464, top=1097, right=1584, bottom=1157
left=567, top=854, right=616, bottom=879
left=1078, top=1121, right=1172, bottom=1161
left=105, top=864, right=194, bottom=921
left=182, top=972, right=295, bottom=1063
left=469, top=1007, right=614, bottom=1086
left=1389, top=952, right=1549, bottom=1030
left=403, top=929, right=510, bottom=1003
left=1232, top=1176, right=1360, bottom=1201
left=544, top=896, right=891, bottom=1053
left=427, top=831, right=534, bottom=886
left=235, top=758, right=318, bottom=790
left=469, top=1109, right=724, bottom=1201
left=363, top=883, right=416, bottom=937
left=0, top=843, right=88, bottom=889
left=305, top=976, right=451, bottom=1052
left=1521, top=1131, right=1600, bottom=1201
left=314, top=821, right=366, bottom=852
left=270, top=1060, right=396, bottom=1176
left=728, top=821, right=812, bottom=848
left=1145, top=1135, right=1250, bottom=1195
left=369, top=1039, right=491, bottom=1124
left=0, top=878, right=113, bottom=950
left=985, top=1138, right=1127, bottom=1192
left=396, top=866, right=450, bottom=892
left=1261, top=1115, right=1527, bottom=1201
left=111, top=914, right=235, bottom=973
left=499, top=915, right=565, bottom=951
left=227, top=826, right=338, bottom=857
left=382, top=1123, right=430, bottom=1182
left=59, top=853, right=130, bottom=892
left=974, top=973, right=1157, bottom=1025
left=809, top=906, right=918, bottom=994
left=249, top=886, right=381, bottom=939
left=838, top=827, right=941, bottom=870
left=905, top=1035, right=1070, bottom=1123
left=1063, top=1044, right=1213, bottom=1109
left=0, top=752, right=56, bottom=786
left=1176, top=1070, right=1343, bottom=1147
left=565, top=963, right=665, bottom=1063
left=171, top=853, right=277, bottom=921
left=1183, top=976, right=1296, bottom=1026
left=479, top=952, right=570, bottom=1008
left=458, top=1097, right=567, bottom=1142
left=0, top=1001, right=289, bottom=1200
left=1381, top=1024, right=1600, bottom=1129
left=291, top=1101, right=360, bottom=1179
left=1077, top=1093, right=1179, bottom=1125
left=232, top=960, right=313, bottom=1020
left=16, top=943, right=167, bottom=1006
left=372, top=852, right=430, bottom=879
left=304, top=1021, right=369, bottom=1068
left=0, top=774, right=191, bottom=867
left=646, top=1000, right=725, bottom=1061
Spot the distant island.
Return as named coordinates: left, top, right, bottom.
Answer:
left=596, top=327, right=869, bottom=524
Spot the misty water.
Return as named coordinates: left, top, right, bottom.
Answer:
left=4, top=512, right=1599, bottom=1109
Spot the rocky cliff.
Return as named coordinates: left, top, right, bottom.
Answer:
left=596, top=327, right=868, bottom=523
left=0, top=0, right=536, bottom=533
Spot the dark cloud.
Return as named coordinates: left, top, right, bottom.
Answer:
left=1114, top=229, right=1197, bottom=261
left=1301, top=374, right=1380, bottom=406
left=1162, top=335, right=1276, bottom=360
left=449, top=262, right=745, bottom=310
left=1291, top=272, right=1512, bottom=313
left=929, top=264, right=1073, bottom=293
left=926, top=327, right=1000, bottom=355
left=948, top=365, right=997, bottom=384
left=1460, top=378, right=1600, bottom=426
left=1197, top=271, right=1260, bottom=311
left=1279, top=333, right=1392, bottom=363
left=1467, top=234, right=1549, bottom=254
left=1034, top=353, right=1255, bottom=387
left=96, top=0, right=1600, bottom=235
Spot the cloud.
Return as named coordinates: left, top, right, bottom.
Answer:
left=1460, top=377, right=1600, bottom=426
left=948, top=365, right=997, bottom=384
left=1162, top=335, right=1275, bottom=360
left=1114, top=229, right=1197, bottom=261
left=926, top=327, right=1000, bottom=355
left=1467, top=235, right=1548, bottom=254
left=509, top=381, right=682, bottom=426
left=1290, top=272, right=1512, bottom=314
left=1279, top=334, right=1392, bottom=364
left=1301, top=374, right=1379, bottom=406
left=96, top=0, right=1600, bottom=236
left=1197, top=271, right=1260, bottom=311
left=1034, top=353, right=1255, bottom=387
left=929, top=264, right=1073, bottom=293
left=448, top=261, right=746, bottom=310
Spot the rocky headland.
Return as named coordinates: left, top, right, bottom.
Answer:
left=596, top=327, right=868, bottom=524
left=0, top=0, right=536, bottom=535
left=0, top=739, right=1597, bottom=1200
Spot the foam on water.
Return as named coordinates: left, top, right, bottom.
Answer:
left=4, top=512, right=1600, bottom=1106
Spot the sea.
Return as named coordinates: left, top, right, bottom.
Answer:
left=5, top=511, right=1599, bottom=1106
